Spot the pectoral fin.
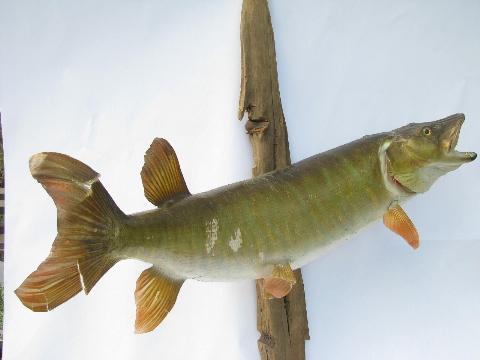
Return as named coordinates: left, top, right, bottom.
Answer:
left=263, top=264, right=296, bottom=299
left=134, top=267, right=183, bottom=334
left=383, top=204, right=420, bottom=249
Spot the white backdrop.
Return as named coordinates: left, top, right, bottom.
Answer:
left=1, top=0, right=480, bottom=359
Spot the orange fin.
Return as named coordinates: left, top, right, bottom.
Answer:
left=134, top=267, right=183, bottom=334
left=16, top=153, right=125, bottom=312
left=383, top=204, right=420, bottom=249
left=263, top=264, right=296, bottom=299
left=141, top=138, right=190, bottom=207
left=15, top=254, right=83, bottom=312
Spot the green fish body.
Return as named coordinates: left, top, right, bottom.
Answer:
left=122, top=134, right=393, bottom=281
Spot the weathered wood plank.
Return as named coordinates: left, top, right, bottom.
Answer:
left=238, top=1, right=309, bottom=359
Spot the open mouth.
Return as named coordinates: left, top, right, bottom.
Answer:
left=447, top=123, right=460, bottom=152
left=441, top=115, right=477, bottom=163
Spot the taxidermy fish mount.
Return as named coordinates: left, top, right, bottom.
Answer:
left=15, top=113, right=476, bottom=333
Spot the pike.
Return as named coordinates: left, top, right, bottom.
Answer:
left=16, top=114, right=476, bottom=333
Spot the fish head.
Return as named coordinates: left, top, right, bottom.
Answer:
left=386, top=113, right=476, bottom=193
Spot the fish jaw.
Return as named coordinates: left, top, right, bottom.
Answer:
left=438, top=114, right=477, bottom=164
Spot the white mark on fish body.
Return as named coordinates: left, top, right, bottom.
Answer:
left=229, top=228, right=243, bottom=252
left=259, top=251, right=265, bottom=262
left=205, top=218, right=219, bottom=255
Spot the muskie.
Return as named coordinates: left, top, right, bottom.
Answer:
left=16, top=114, right=476, bottom=333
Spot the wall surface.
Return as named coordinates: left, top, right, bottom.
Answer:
left=1, top=1, right=480, bottom=359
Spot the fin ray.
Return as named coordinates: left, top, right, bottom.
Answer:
left=15, top=253, right=82, bottom=312
left=141, top=138, right=190, bottom=206
left=135, top=267, right=183, bottom=334
left=383, top=204, right=420, bottom=249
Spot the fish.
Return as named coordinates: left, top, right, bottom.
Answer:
left=15, top=113, right=476, bottom=333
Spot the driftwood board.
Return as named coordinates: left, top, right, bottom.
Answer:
left=238, top=1, right=310, bottom=359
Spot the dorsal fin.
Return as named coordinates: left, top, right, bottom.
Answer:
left=141, top=138, right=190, bottom=206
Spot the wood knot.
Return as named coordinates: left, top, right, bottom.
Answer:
left=245, top=119, right=269, bottom=134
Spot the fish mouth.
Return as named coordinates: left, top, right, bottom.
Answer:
left=440, top=114, right=477, bottom=163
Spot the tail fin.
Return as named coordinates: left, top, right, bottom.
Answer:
left=15, top=153, right=126, bottom=312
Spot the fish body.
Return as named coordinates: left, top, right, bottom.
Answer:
left=121, top=133, right=393, bottom=281
left=16, top=113, right=476, bottom=333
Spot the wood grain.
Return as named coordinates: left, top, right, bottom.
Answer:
left=238, top=1, right=310, bottom=358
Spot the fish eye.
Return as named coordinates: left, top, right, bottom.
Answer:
left=422, top=127, right=432, bottom=136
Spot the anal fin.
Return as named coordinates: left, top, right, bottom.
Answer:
left=134, top=267, right=183, bottom=334
left=263, top=264, right=296, bottom=299
left=383, top=204, right=420, bottom=249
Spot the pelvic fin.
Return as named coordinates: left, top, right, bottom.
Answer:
left=383, top=204, right=420, bottom=249
left=263, top=264, right=296, bottom=299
